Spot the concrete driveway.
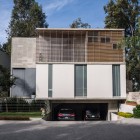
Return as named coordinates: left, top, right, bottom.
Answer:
left=0, top=119, right=140, bottom=140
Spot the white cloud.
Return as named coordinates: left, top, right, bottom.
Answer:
left=44, top=0, right=74, bottom=15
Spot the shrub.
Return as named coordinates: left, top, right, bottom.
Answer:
left=118, top=112, right=133, bottom=118
left=133, top=105, right=140, bottom=118
left=0, top=116, right=30, bottom=120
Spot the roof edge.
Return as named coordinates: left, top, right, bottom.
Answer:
left=36, top=28, right=125, bottom=31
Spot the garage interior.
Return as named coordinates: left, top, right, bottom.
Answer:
left=52, top=103, right=108, bottom=121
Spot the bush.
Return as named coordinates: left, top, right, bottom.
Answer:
left=118, top=112, right=133, bottom=118
left=133, top=105, right=140, bottom=118
left=0, top=116, right=30, bottom=120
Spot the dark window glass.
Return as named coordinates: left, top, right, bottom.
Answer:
left=93, top=31, right=98, bottom=36
left=88, top=31, right=93, bottom=36
left=101, top=37, right=106, bottom=43
left=88, top=37, right=93, bottom=42
left=106, top=37, right=110, bottom=43
left=75, top=65, right=87, bottom=96
left=93, top=37, right=98, bottom=42
left=112, top=65, right=120, bottom=96
left=48, top=64, right=52, bottom=97
left=113, top=44, right=117, bottom=49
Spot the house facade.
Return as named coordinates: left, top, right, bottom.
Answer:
left=11, top=28, right=126, bottom=120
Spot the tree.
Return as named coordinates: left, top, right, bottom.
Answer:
left=104, top=0, right=140, bottom=91
left=104, top=0, right=140, bottom=36
left=120, top=36, right=140, bottom=91
left=4, top=0, right=48, bottom=54
left=0, top=65, right=17, bottom=97
left=70, top=18, right=91, bottom=28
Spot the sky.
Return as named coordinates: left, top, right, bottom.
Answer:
left=0, top=0, right=108, bottom=44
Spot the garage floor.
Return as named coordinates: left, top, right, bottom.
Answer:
left=52, top=103, right=108, bottom=121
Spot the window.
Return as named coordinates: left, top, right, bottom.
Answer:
left=101, top=37, right=110, bottom=43
left=48, top=64, right=53, bottom=97
left=101, top=37, right=106, bottom=43
left=112, top=65, right=120, bottom=96
left=93, top=37, right=98, bottom=42
left=113, top=44, right=117, bottom=49
left=88, top=37, right=98, bottom=43
left=88, top=37, right=93, bottom=42
left=75, top=65, right=87, bottom=97
left=93, top=31, right=98, bottom=36
left=106, top=37, right=110, bottom=43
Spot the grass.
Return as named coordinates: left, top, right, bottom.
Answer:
left=0, top=112, right=42, bottom=118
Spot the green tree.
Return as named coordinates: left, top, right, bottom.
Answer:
left=0, top=65, right=17, bottom=97
left=4, top=0, right=48, bottom=54
left=104, top=0, right=140, bottom=36
left=104, top=0, right=140, bottom=91
left=70, top=18, right=91, bottom=28
left=120, top=36, right=140, bottom=91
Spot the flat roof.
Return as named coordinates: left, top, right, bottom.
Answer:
left=36, top=28, right=124, bottom=31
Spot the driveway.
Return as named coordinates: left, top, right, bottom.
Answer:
left=0, top=119, right=140, bottom=140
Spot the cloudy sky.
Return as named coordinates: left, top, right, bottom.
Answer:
left=0, top=0, right=108, bottom=44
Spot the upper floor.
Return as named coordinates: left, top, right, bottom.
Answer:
left=36, top=28, right=124, bottom=63
left=11, top=28, right=125, bottom=68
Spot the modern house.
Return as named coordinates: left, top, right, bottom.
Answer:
left=11, top=28, right=126, bottom=120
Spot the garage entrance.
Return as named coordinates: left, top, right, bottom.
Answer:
left=52, top=103, right=108, bottom=121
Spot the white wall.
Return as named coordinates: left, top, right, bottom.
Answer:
left=120, top=65, right=126, bottom=98
left=87, top=65, right=113, bottom=98
left=36, top=64, right=48, bottom=98
left=53, top=64, right=74, bottom=98
left=36, top=64, right=126, bottom=99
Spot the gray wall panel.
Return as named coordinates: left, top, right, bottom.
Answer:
left=11, top=68, right=36, bottom=97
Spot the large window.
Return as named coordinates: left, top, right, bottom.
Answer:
left=112, top=65, right=120, bottom=96
left=75, top=65, right=87, bottom=97
left=48, top=64, right=53, bottom=97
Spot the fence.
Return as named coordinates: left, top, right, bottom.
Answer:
left=0, top=97, right=45, bottom=112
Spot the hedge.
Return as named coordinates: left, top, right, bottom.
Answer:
left=0, top=116, right=30, bottom=120
left=118, top=112, right=133, bottom=118
left=133, top=105, right=140, bottom=118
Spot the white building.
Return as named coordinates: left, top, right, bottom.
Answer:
left=11, top=28, right=126, bottom=120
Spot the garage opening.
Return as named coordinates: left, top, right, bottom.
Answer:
left=52, top=103, right=108, bottom=121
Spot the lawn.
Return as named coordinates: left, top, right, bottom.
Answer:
left=0, top=112, right=42, bottom=118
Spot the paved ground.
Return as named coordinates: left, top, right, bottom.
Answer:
left=0, top=119, right=140, bottom=140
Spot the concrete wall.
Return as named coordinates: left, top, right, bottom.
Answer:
left=0, top=50, right=10, bottom=68
left=11, top=38, right=36, bottom=68
left=36, top=64, right=126, bottom=99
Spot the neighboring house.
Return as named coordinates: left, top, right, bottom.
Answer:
left=11, top=28, right=126, bottom=120
left=0, top=50, right=10, bottom=68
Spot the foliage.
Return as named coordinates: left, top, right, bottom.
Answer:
left=0, top=116, right=30, bottom=120
left=104, top=0, right=140, bottom=91
left=133, top=105, right=140, bottom=118
left=70, top=18, right=91, bottom=28
left=30, top=100, right=45, bottom=112
left=104, top=0, right=140, bottom=36
left=4, top=0, right=48, bottom=54
left=0, top=65, right=17, bottom=97
left=120, top=36, right=140, bottom=91
left=118, top=112, right=133, bottom=118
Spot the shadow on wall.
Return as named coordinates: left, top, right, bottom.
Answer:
left=12, top=78, right=35, bottom=97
